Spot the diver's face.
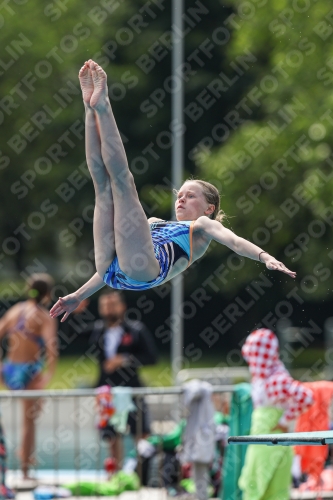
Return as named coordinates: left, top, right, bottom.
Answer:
left=175, top=181, right=213, bottom=221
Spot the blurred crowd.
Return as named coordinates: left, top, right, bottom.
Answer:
left=0, top=278, right=333, bottom=500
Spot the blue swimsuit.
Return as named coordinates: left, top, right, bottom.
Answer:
left=2, top=361, right=43, bottom=390
left=103, top=220, right=195, bottom=291
left=2, top=306, right=44, bottom=390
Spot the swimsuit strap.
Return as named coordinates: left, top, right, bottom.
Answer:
left=186, top=220, right=195, bottom=269
left=15, top=311, right=26, bottom=332
left=10, top=304, right=44, bottom=348
left=25, top=330, right=45, bottom=349
left=7, top=304, right=26, bottom=335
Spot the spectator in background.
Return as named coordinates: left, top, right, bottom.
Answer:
left=294, top=381, right=333, bottom=490
left=0, top=274, right=58, bottom=480
left=239, top=328, right=314, bottom=500
left=89, top=289, right=158, bottom=470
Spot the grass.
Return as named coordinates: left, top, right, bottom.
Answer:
left=0, top=348, right=326, bottom=390
left=37, top=354, right=232, bottom=389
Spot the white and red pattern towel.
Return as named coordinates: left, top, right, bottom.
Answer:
left=242, top=329, right=314, bottom=426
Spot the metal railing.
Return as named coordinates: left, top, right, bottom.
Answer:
left=0, top=385, right=234, bottom=492
left=176, top=367, right=250, bottom=385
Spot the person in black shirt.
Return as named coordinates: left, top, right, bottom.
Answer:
left=89, top=290, right=157, bottom=469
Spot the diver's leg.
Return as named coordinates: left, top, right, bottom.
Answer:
left=79, top=62, right=116, bottom=276
left=89, top=61, right=159, bottom=281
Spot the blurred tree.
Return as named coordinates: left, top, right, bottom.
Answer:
left=195, top=0, right=333, bottom=301
left=3, top=0, right=332, bottom=305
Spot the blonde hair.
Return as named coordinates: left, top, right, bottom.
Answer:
left=176, top=179, right=225, bottom=223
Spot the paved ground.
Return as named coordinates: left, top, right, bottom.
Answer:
left=6, top=470, right=333, bottom=500
left=15, top=488, right=169, bottom=500
left=12, top=488, right=333, bottom=500
left=6, top=471, right=171, bottom=500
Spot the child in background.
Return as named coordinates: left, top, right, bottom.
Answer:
left=0, top=274, right=57, bottom=479
left=239, top=328, right=314, bottom=500
left=294, top=381, right=333, bottom=490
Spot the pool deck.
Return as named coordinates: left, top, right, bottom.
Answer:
left=7, top=472, right=333, bottom=500
left=13, top=490, right=333, bottom=500
left=7, top=471, right=170, bottom=500
left=15, top=490, right=169, bottom=500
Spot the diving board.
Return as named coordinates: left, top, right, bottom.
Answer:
left=228, top=431, right=333, bottom=446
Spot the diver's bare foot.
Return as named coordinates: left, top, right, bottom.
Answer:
left=79, top=61, right=94, bottom=105
left=89, top=61, right=108, bottom=110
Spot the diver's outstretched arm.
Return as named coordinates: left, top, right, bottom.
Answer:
left=198, top=217, right=296, bottom=278
left=50, top=273, right=105, bottom=322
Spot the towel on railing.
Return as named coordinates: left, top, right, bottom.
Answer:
left=96, top=386, right=116, bottom=429
left=96, top=386, right=135, bottom=434
left=110, top=386, right=136, bottom=433
left=181, top=379, right=215, bottom=464
left=221, top=383, right=252, bottom=500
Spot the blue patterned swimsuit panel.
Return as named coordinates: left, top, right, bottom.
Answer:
left=103, top=220, right=193, bottom=291
left=2, top=361, right=43, bottom=390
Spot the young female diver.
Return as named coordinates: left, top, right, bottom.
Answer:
left=50, top=60, right=296, bottom=322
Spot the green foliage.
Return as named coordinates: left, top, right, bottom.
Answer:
left=196, top=0, right=333, bottom=300
left=2, top=0, right=333, bottom=305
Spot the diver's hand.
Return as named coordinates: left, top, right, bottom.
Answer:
left=261, top=253, right=296, bottom=278
left=49, top=294, right=81, bottom=322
